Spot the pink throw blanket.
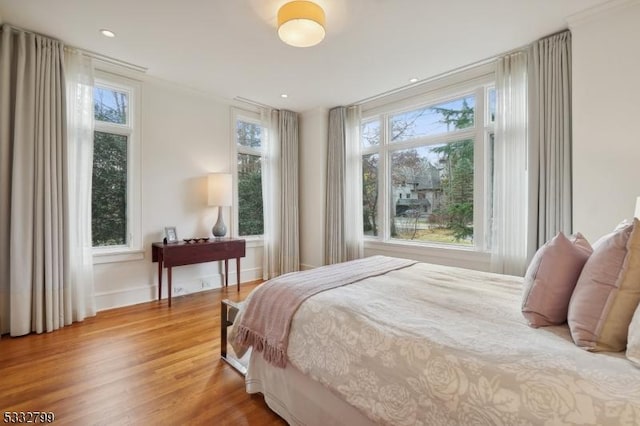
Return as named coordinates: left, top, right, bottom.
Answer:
left=233, top=256, right=417, bottom=367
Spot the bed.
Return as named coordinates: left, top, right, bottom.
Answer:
left=230, top=256, right=640, bottom=425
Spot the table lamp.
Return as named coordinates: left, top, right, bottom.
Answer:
left=208, top=173, right=232, bottom=237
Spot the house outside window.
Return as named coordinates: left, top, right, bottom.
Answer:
left=234, top=110, right=264, bottom=237
left=92, top=71, right=141, bottom=261
left=361, top=77, right=494, bottom=251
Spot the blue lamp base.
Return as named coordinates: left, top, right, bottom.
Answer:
left=212, top=207, right=227, bottom=237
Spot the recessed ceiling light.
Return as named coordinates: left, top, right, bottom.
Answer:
left=409, top=77, right=419, bottom=83
left=281, top=94, right=289, bottom=99
left=100, top=29, right=116, bottom=38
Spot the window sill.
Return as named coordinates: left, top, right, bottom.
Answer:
left=242, top=236, right=264, bottom=249
left=93, top=249, right=144, bottom=264
left=363, top=239, right=490, bottom=271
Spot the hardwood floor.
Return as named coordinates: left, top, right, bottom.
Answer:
left=0, top=282, right=286, bottom=425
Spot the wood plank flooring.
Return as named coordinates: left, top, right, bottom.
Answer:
left=0, top=282, right=286, bottom=426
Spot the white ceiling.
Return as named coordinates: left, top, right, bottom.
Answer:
left=0, top=0, right=608, bottom=112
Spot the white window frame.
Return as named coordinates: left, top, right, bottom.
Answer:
left=92, top=70, right=143, bottom=264
left=231, top=107, right=265, bottom=242
left=361, top=72, right=495, bottom=253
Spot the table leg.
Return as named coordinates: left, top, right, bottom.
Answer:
left=168, top=267, right=173, bottom=307
left=236, top=257, right=241, bottom=292
left=221, top=302, right=228, bottom=358
left=157, top=259, right=163, bottom=301
left=224, top=259, right=229, bottom=287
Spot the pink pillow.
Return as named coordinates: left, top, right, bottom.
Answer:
left=522, top=232, right=592, bottom=327
left=568, top=219, right=640, bottom=351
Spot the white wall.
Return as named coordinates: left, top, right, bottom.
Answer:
left=94, top=77, right=263, bottom=310
left=570, top=0, right=640, bottom=242
left=299, top=108, right=328, bottom=270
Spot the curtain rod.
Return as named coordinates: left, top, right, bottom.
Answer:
left=2, top=23, right=147, bottom=73
left=65, top=47, right=148, bottom=73
left=234, top=96, right=277, bottom=110
left=350, top=29, right=569, bottom=107
left=350, top=56, right=498, bottom=107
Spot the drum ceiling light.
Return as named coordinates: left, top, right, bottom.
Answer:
left=277, top=1, right=326, bottom=48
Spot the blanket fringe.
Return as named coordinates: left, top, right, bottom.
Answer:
left=234, top=325, right=287, bottom=368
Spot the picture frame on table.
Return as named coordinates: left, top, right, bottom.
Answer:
left=164, top=226, right=178, bottom=244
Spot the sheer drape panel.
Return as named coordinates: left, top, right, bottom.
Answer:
left=491, top=52, right=529, bottom=276
left=344, top=106, right=363, bottom=260
left=527, top=31, right=573, bottom=260
left=0, top=25, right=69, bottom=335
left=65, top=50, right=96, bottom=322
left=262, top=109, right=281, bottom=279
left=261, top=109, right=300, bottom=277
left=325, top=106, right=363, bottom=265
left=279, top=110, right=300, bottom=273
left=325, top=107, right=347, bottom=264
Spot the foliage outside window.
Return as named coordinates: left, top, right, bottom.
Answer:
left=92, top=85, right=130, bottom=247
left=236, top=119, right=264, bottom=236
left=362, top=87, right=493, bottom=248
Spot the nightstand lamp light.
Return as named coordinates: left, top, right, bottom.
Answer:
left=208, top=173, right=232, bottom=238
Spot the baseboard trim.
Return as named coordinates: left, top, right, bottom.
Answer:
left=95, top=267, right=263, bottom=311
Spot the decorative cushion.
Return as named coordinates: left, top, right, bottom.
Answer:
left=568, top=219, right=640, bottom=351
left=521, top=232, right=592, bottom=327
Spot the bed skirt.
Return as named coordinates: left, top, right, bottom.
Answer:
left=246, top=354, right=375, bottom=426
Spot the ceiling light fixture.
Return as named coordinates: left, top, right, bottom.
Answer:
left=409, top=77, right=419, bottom=83
left=100, top=29, right=116, bottom=38
left=277, top=1, right=326, bottom=48
left=281, top=94, right=289, bottom=98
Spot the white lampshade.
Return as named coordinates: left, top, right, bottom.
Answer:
left=635, top=196, right=640, bottom=219
left=277, top=1, right=326, bottom=48
left=208, top=173, right=232, bottom=207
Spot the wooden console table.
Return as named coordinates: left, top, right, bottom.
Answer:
left=151, top=238, right=246, bottom=307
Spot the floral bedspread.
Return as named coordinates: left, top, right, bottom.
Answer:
left=286, top=262, right=640, bottom=425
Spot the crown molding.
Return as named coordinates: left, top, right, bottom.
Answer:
left=566, top=0, right=640, bottom=28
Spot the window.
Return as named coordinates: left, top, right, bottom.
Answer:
left=361, top=82, right=494, bottom=250
left=487, top=87, right=496, bottom=123
left=363, top=152, right=379, bottom=236
left=234, top=111, right=264, bottom=236
left=92, top=71, right=141, bottom=258
left=389, top=96, right=475, bottom=142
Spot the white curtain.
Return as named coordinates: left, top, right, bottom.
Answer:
left=325, top=105, right=363, bottom=264
left=261, top=109, right=300, bottom=278
left=344, top=106, right=363, bottom=260
left=65, top=50, right=96, bottom=322
left=491, top=52, right=529, bottom=276
left=527, top=31, right=573, bottom=260
left=262, top=109, right=281, bottom=279
left=0, top=25, right=69, bottom=335
left=278, top=110, right=300, bottom=274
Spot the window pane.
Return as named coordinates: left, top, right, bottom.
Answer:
left=238, top=153, right=264, bottom=236
left=237, top=121, right=262, bottom=149
left=390, top=140, right=474, bottom=245
left=390, top=96, right=475, bottom=142
left=94, top=87, right=128, bottom=124
left=92, top=131, right=128, bottom=247
left=488, top=88, right=496, bottom=123
left=361, top=120, right=380, bottom=148
left=362, top=153, right=379, bottom=236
